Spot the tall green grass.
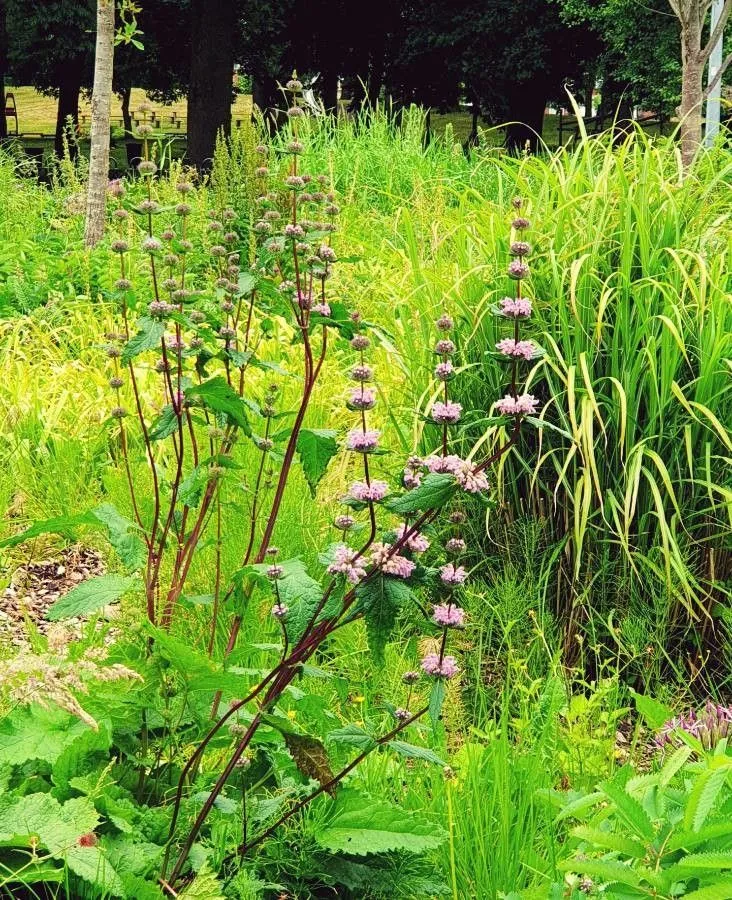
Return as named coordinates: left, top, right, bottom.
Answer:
left=314, top=122, right=731, bottom=673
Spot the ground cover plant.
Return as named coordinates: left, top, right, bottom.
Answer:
left=0, top=101, right=730, bottom=900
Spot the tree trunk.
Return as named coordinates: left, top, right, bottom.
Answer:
left=0, top=1, right=7, bottom=140
left=55, top=69, right=83, bottom=158
left=679, top=18, right=704, bottom=169
left=187, top=0, right=236, bottom=171
left=85, top=0, right=115, bottom=247
left=505, top=86, right=547, bottom=153
left=120, top=85, right=132, bottom=133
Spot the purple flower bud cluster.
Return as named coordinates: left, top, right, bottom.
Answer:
left=495, top=393, right=539, bottom=416
left=655, top=700, right=732, bottom=751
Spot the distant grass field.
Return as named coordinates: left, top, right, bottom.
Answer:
left=5, top=86, right=253, bottom=136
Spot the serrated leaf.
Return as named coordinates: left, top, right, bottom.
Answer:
left=668, top=821, right=732, bottom=852
left=148, top=404, right=179, bottom=440
left=630, top=689, right=674, bottom=730
left=47, top=574, right=137, bottom=621
left=682, top=879, right=732, bottom=899
left=355, top=576, right=412, bottom=663
left=572, top=825, right=647, bottom=857
left=283, top=733, right=336, bottom=794
left=296, top=428, right=338, bottom=497
left=121, top=316, right=165, bottom=363
left=0, top=510, right=99, bottom=548
left=428, top=678, right=446, bottom=730
left=0, top=792, right=99, bottom=855
left=65, top=845, right=125, bottom=896
left=600, top=769, right=656, bottom=841
left=179, top=860, right=226, bottom=898
left=92, top=503, right=146, bottom=572
left=388, top=740, right=445, bottom=766
left=186, top=376, right=250, bottom=432
left=312, top=788, right=447, bottom=855
left=558, top=858, right=642, bottom=887
left=327, top=724, right=377, bottom=752
left=0, top=706, right=93, bottom=765
left=385, top=473, right=457, bottom=515
left=678, top=851, right=732, bottom=869
left=685, top=766, right=730, bottom=833
left=267, top=559, right=323, bottom=643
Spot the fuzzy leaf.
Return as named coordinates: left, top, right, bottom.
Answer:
left=92, top=504, right=146, bottom=572
left=355, top=576, right=412, bottom=663
left=428, top=679, right=447, bottom=730
left=385, top=473, right=457, bottom=515
left=312, top=788, right=447, bottom=855
left=0, top=510, right=98, bottom=548
left=599, top=769, right=656, bottom=841
left=558, top=858, right=642, bottom=887
left=572, top=825, right=647, bottom=858
left=268, top=559, right=323, bottom=643
left=682, top=880, right=732, bottom=899
left=47, top=574, right=137, bottom=621
left=630, top=689, right=674, bottom=730
left=186, top=376, right=250, bottom=432
left=678, top=851, right=732, bottom=869
left=387, top=740, right=445, bottom=766
left=296, top=428, right=338, bottom=497
left=328, top=725, right=377, bottom=752
left=64, top=845, right=125, bottom=896
left=179, top=861, right=226, bottom=898
left=283, top=733, right=336, bottom=794
left=0, top=793, right=99, bottom=855
left=121, top=317, right=165, bottom=363
left=148, top=404, right=179, bottom=440
left=0, top=706, right=92, bottom=765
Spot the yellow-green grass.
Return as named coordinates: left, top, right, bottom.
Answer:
left=5, top=85, right=253, bottom=136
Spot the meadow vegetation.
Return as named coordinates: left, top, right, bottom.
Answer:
left=0, top=106, right=730, bottom=899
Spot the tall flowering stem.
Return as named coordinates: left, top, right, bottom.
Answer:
left=163, top=198, right=544, bottom=884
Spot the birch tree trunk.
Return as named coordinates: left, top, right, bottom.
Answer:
left=84, top=0, right=116, bottom=248
left=670, top=0, right=732, bottom=170
left=678, top=8, right=704, bottom=169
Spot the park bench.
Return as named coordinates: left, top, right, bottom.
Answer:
left=4, top=93, right=18, bottom=135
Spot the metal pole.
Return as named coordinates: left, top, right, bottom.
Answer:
left=705, top=0, right=725, bottom=147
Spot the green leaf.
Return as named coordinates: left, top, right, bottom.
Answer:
left=572, top=825, right=647, bottom=858
left=387, top=740, right=445, bottom=766
left=428, top=679, right=447, bottom=731
left=92, top=504, right=146, bottom=572
left=355, top=576, right=412, bottom=663
left=186, top=376, right=250, bottom=432
left=0, top=510, right=98, bottom=549
left=682, top=880, right=732, bottom=899
left=268, top=559, right=323, bottom=644
left=0, top=706, right=93, bottom=766
left=684, top=764, right=732, bottom=833
left=0, top=792, right=99, bottom=855
left=599, top=769, right=656, bottom=842
left=64, top=845, right=125, bottom=897
left=237, top=271, right=257, bottom=295
left=47, top=574, right=137, bottom=621
left=558, top=858, right=642, bottom=887
left=668, top=822, right=732, bottom=852
left=629, top=689, right=674, bottom=730
left=312, top=788, right=447, bottom=855
left=179, top=861, right=226, bottom=898
left=148, top=404, right=179, bottom=440
left=121, top=316, right=165, bottom=363
left=678, top=851, right=732, bottom=870
left=327, top=725, right=377, bottom=752
left=296, top=428, right=338, bottom=497
left=385, top=473, right=457, bottom=515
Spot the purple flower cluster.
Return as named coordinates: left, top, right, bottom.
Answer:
left=655, top=701, right=732, bottom=751
left=495, top=393, right=539, bottom=416
left=430, top=400, right=462, bottom=424
left=500, top=297, right=533, bottom=318
left=346, top=429, right=380, bottom=452
left=496, top=338, right=539, bottom=360
left=369, top=542, right=416, bottom=579
left=327, top=545, right=367, bottom=583
left=421, top=654, right=459, bottom=678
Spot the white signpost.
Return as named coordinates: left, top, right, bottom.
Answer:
left=705, top=0, right=725, bottom=146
